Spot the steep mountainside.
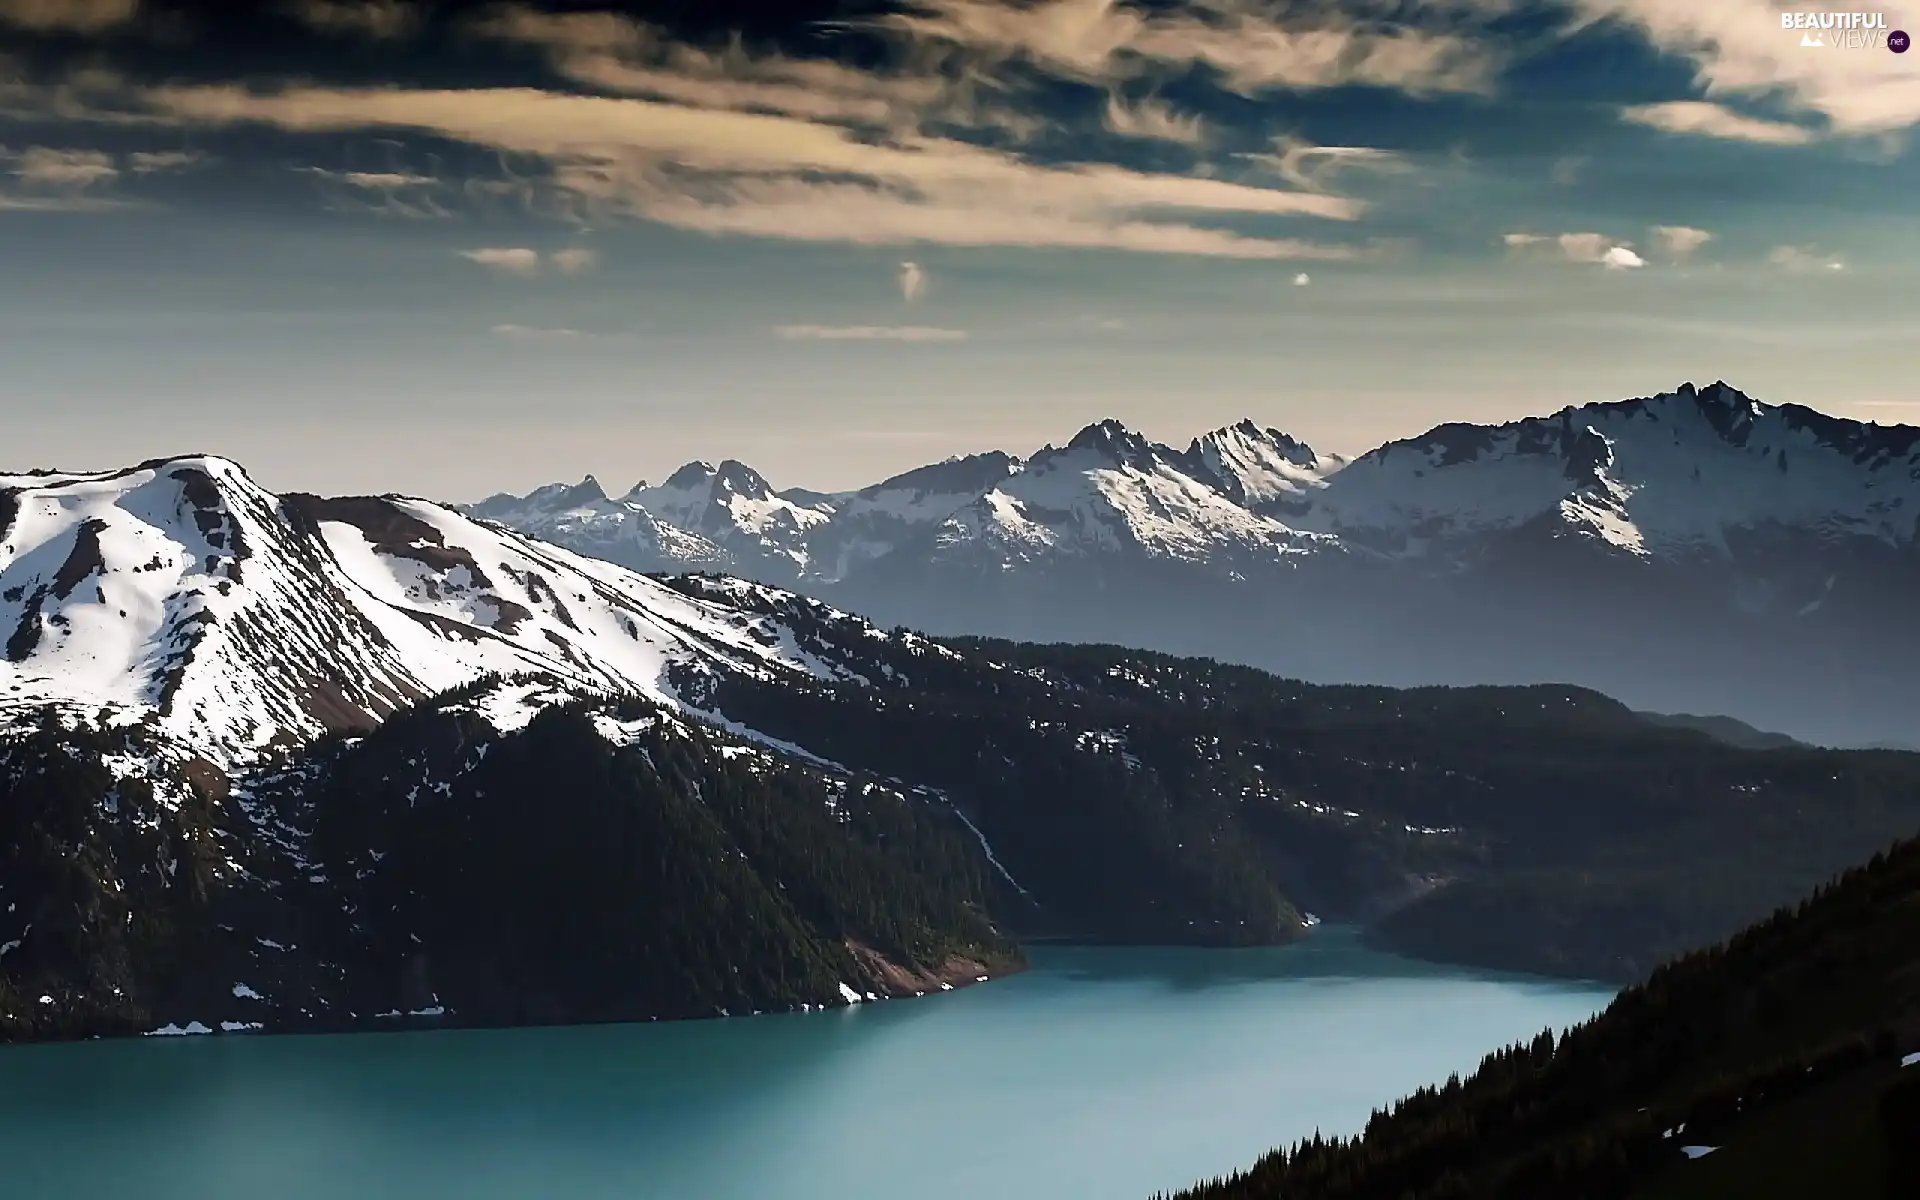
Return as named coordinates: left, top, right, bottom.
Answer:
left=8, top=455, right=1920, bottom=1044
left=1168, top=834, right=1920, bottom=1200
left=473, top=382, right=1919, bottom=747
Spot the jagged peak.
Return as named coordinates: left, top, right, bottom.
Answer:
left=661, top=461, right=718, bottom=491
left=1191, top=419, right=1319, bottom=468
left=711, top=459, right=773, bottom=498
left=866, top=450, right=1021, bottom=496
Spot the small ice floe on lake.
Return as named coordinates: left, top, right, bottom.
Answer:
left=1680, top=1146, right=1718, bottom=1159
left=1902, top=1051, right=1920, bottom=1068
left=219, top=1021, right=263, bottom=1033
left=837, top=982, right=863, bottom=1004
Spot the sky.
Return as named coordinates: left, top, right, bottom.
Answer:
left=0, top=0, right=1916, bottom=500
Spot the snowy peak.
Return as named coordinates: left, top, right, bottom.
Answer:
left=862, top=451, right=1020, bottom=501
left=1, top=457, right=888, bottom=766
left=1316, top=381, right=1920, bottom=554
left=1190, top=419, right=1342, bottom=509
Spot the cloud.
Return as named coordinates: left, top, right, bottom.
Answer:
left=1579, top=1, right=1920, bottom=133
left=898, top=260, right=926, bottom=302
left=1620, top=100, right=1814, bottom=145
left=126, top=148, right=203, bottom=173
left=1768, top=244, right=1845, bottom=272
left=1548, top=155, right=1584, bottom=185
left=491, top=323, right=583, bottom=339
left=12, top=145, right=116, bottom=187
left=1101, top=92, right=1208, bottom=145
left=122, top=82, right=1364, bottom=258
left=301, top=164, right=447, bottom=217
left=1650, top=224, right=1712, bottom=258
left=1242, top=134, right=1410, bottom=192
left=460, top=246, right=542, bottom=276
left=1292, top=272, right=1310, bottom=285
left=774, top=324, right=969, bottom=341
left=1503, top=230, right=1644, bottom=268
left=0, top=0, right=140, bottom=34
left=282, top=0, right=420, bottom=40
left=875, top=0, right=1505, bottom=97
left=550, top=246, right=597, bottom=274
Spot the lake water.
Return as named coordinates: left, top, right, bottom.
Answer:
left=0, top=930, right=1613, bottom=1200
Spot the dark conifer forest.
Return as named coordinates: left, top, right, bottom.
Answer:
left=1166, top=834, right=1920, bottom=1200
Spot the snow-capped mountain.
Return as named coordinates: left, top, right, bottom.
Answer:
left=0, top=456, right=877, bottom=768
left=473, top=383, right=1919, bottom=746
left=1305, top=381, right=1920, bottom=556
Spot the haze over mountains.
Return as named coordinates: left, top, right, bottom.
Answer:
left=472, top=382, right=1920, bottom=748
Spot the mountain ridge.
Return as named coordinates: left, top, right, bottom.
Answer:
left=468, top=382, right=1919, bottom=746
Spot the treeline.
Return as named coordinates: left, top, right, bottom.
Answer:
left=1168, top=834, right=1920, bottom=1199
left=652, top=588, right=1920, bottom=977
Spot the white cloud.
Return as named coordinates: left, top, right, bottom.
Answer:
left=12, top=146, right=116, bottom=188
left=550, top=246, right=597, bottom=275
left=301, top=165, right=447, bottom=217
left=1620, top=100, right=1814, bottom=145
left=1243, top=134, right=1410, bottom=192
left=775, top=324, right=969, bottom=341
left=0, top=0, right=140, bottom=33
left=125, top=83, right=1365, bottom=259
left=1503, top=230, right=1644, bottom=267
left=1580, top=1, right=1920, bottom=133
left=1650, top=224, right=1712, bottom=258
left=460, top=246, right=542, bottom=276
left=282, top=0, right=420, bottom=40
left=1101, top=91, right=1208, bottom=145
left=1767, top=244, right=1845, bottom=272
left=876, top=0, right=1505, bottom=96
left=491, top=323, right=583, bottom=339
left=898, top=260, right=926, bottom=302
left=1292, top=272, right=1310, bottom=285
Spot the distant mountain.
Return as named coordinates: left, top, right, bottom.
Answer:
left=1635, top=711, right=1804, bottom=751
left=472, top=382, right=1920, bottom=747
left=1171, top=833, right=1920, bottom=1200
left=12, top=456, right=1920, bottom=1043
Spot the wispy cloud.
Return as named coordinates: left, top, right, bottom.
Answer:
left=898, top=260, right=926, bottom=302
left=1620, top=100, right=1814, bottom=145
left=460, top=246, right=542, bottom=276
left=123, top=83, right=1366, bottom=258
left=550, top=246, right=597, bottom=275
left=1242, top=134, right=1410, bottom=192
left=775, top=324, right=969, bottom=341
left=1583, top=1, right=1920, bottom=133
left=281, top=0, right=420, bottom=40
left=1101, top=91, right=1208, bottom=146
left=12, top=145, right=115, bottom=187
left=1650, top=224, right=1712, bottom=259
left=126, top=149, right=204, bottom=173
left=491, top=323, right=584, bottom=339
left=0, top=0, right=140, bottom=34
left=874, top=0, right=1506, bottom=97
left=1768, top=244, right=1846, bottom=272
left=1503, top=230, right=1644, bottom=268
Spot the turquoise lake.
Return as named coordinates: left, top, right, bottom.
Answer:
left=0, top=930, right=1614, bottom=1199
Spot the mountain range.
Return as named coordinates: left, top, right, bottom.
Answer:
left=11, top=454, right=1920, bottom=1042
left=471, top=382, right=1920, bottom=748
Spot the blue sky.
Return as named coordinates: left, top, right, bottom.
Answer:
left=0, top=0, right=1915, bottom=499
